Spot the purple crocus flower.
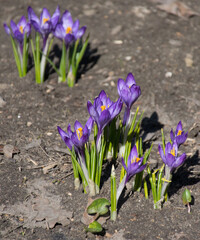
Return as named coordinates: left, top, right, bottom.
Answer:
left=54, top=10, right=86, bottom=47
left=71, top=117, right=94, bottom=150
left=57, top=124, right=73, bottom=151
left=170, top=121, right=188, bottom=147
left=57, top=116, right=94, bottom=152
left=122, top=145, right=147, bottom=185
left=4, top=16, right=31, bottom=54
left=158, top=141, right=187, bottom=173
left=28, top=6, right=60, bottom=48
left=87, top=90, right=123, bottom=148
left=117, top=73, right=141, bottom=126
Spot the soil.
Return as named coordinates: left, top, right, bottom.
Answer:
left=0, top=0, right=200, bottom=239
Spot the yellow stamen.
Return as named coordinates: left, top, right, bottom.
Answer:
left=101, top=105, right=106, bottom=111
left=170, top=147, right=175, bottom=156
left=66, top=26, right=72, bottom=34
left=43, top=17, right=49, bottom=24
left=76, top=127, right=83, bottom=140
left=177, top=130, right=182, bottom=136
left=19, top=26, right=23, bottom=34
left=131, top=157, right=140, bottom=164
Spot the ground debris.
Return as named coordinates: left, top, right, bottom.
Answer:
left=22, top=139, right=41, bottom=150
left=150, top=0, right=200, bottom=18
left=0, top=179, right=73, bottom=230
left=0, top=144, right=20, bottom=158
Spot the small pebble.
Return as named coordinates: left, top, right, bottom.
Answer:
left=46, top=132, right=53, bottom=136
left=125, top=56, right=132, bottom=61
left=110, top=81, right=115, bottom=86
left=83, top=9, right=96, bottom=16
left=113, top=40, right=123, bottom=45
left=165, top=72, right=172, bottom=78
left=27, top=122, right=32, bottom=127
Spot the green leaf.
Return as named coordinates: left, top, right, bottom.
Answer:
left=85, top=221, right=103, bottom=233
left=87, top=198, right=110, bottom=215
left=182, top=188, right=192, bottom=205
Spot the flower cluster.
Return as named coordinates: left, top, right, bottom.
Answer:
left=147, top=121, right=188, bottom=209
left=58, top=72, right=142, bottom=196
left=158, top=121, right=188, bottom=173
left=3, top=6, right=88, bottom=85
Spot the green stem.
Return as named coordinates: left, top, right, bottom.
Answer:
left=111, top=165, right=117, bottom=221
left=10, top=36, right=22, bottom=77
left=59, top=41, right=66, bottom=82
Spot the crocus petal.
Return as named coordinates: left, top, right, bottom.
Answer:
left=85, top=116, right=94, bottom=134
left=98, top=90, right=107, bottom=102
left=57, top=126, right=73, bottom=150
left=128, top=145, right=138, bottom=167
left=170, top=129, right=174, bottom=142
left=158, top=144, right=166, bottom=164
left=10, top=20, right=18, bottom=34
left=121, top=157, right=128, bottom=172
left=14, top=30, right=24, bottom=43
left=74, top=120, right=83, bottom=131
left=129, top=85, right=141, bottom=105
left=117, top=78, right=126, bottom=95
left=98, top=109, right=111, bottom=132
left=87, top=101, right=97, bottom=117
left=172, top=153, right=186, bottom=170
left=71, top=133, right=82, bottom=148
left=24, top=22, right=31, bottom=36
left=28, top=7, right=39, bottom=25
left=165, top=142, right=172, bottom=154
left=109, top=98, right=123, bottom=118
left=64, top=33, right=75, bottom=47
left=126, top=72, right=136, bottom=87
left=134, top=163, right=147, bottom=175
left=176, top=121, right=183, bottom=133
left=40, top=8, right=51, bottom=26
left=165, top=153, right=175, bottom=168
left=75, top=26, right=86, bottom=39
left=62, top=10, right=73, bottom=29
left=31, top=20, right=41, bottom=33
left=3, top=23, right=11, bottom=35
left=176, top=132, right=188, bottom=146
left=72, top=19, right=79, bottom=34
left=18, top=16, right=27, bottom=29
left=41, top=21, right=52, bottom=36
left=54, top=24, right=65, bottom=40
left=51, top=6, right=60, bottom=29
left=67, top=124, right=73, bottom=137
left=122, top=106, right=130, bottom=126
left=172, top=140, right=178, bottom=156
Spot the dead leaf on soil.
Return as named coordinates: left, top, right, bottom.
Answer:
left=23, top=139, right=41, bottom=150
left=42, top=163, right=58, bottom=174
left=0, top=178, right=73, bottom=230
left=105, top=229, right=126, bottom=240
left=0, top=96, right=6, bottom=107
left=184, top=53, right=193, bottom=67
left=150, top=0, right=199, bottom=18
left=0, top=144, right=20, bottom=158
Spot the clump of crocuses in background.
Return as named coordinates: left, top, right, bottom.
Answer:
left=28, top=6, right=60, bottom=83
left=54, top=10, right=88, bottom=86
left=4, top=16, right=31, bottom=77
left=147, top=121, right=188, bottom=209
left=3, top=6, right=88, bottom=86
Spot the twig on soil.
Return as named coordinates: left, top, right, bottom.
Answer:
left=2, top=224, right=23, bottom=237
left=52, top=171, right=74, bottom=183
